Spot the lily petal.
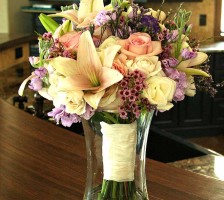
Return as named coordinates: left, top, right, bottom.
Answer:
left=98, top=67, right=123, bottom=92
left=84, top=90, right=105, bottom=109
left=102, top=45, right=121, bottom=68
left=58, top=74, right=100, bottom=91
left=188, top=52, right=208, bottom=66
left=18, top=73, right=36, bottom=96
left=78, top=0, right=104, bottom=22
left=77, top=31, right=102, bottom=85
left=38, top=88, right=53, bottom=100
left=178, top=52, right=208, bottom=69
left=177, top=67, right=210, bottom=77
left=50, top=56, right=78, bottom=76
left=49, top=10, right=78, bottom=23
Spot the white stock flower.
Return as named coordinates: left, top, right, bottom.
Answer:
left=143, top=76, right=176, bottom=111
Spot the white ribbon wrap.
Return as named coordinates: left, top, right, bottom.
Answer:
left=100, top=121, right=137, bottom=182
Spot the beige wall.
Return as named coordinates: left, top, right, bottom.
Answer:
left=146, top=0, right=215, bottom=42
left=0, top=0, right=9, bottom=33
left=0, top=0, right=32, bottom=34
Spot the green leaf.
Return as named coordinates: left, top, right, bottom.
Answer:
left=39, top=13, right=59, bottom=33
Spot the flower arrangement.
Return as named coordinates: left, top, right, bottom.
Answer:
left=18, top=0, right=221, bottom=199
left=19, top=0, right=218, bottom=126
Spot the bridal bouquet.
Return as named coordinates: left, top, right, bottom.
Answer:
left=18, top=0, right=218, bottom=199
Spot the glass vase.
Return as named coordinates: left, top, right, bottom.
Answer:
left=82, top=111, right=154, bottom=200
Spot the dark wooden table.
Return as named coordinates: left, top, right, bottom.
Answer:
left=1, top=99, right=224, bottom=200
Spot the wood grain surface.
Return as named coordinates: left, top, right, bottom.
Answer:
left=0, top=99, right=224, bottom=200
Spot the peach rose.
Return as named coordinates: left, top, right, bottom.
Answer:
left=117, top=32, right=163, bottom=59
left=112, top=59, right=128, bottom=75
left=59, top=31, right=82, bottom=52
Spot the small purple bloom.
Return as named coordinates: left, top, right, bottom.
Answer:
left=165, top=67, right=180, bottom=80
left=34, top=67, right=47, bottom=78
left=29, top=56, right=36, bottom=66
left=174, top=87, right=185, bottom=102
left=81, top=104, right=95, bottom=120
left=111, top=11, right=117, bottom=21
left=28, top=77, right=43, bottom=91
left=167, top=30, right=179, bottom=42
left=95, top=10, right=109, bottom=26
left=162, top=57, right=179, bottom=68
left=181, top=48, right=197, bottom=60
left=48, top=105, right=66, bottom=124
left=61, top=115, right=78, bottom=127
left=48, top=105, right=81, bottom=127
left=141, top=15, right=160, bottom=34
left=42, top=32, right=52, bottom=40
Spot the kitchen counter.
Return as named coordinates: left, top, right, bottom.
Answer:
left=169, top=154, right=224, bottom=181
left=0, top=33, right=36, bottom=51
left=1, top=98, right=224, bottom=200
left=199, top=41, right=224, bottom=53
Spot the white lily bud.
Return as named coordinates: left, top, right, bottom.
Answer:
left=185, top=76, right=196, bottom=97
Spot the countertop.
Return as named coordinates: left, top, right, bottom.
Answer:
left=1, top=98, right=224, bottom=200
left=199, top=41, right=224, bottom=53
left=169, top=154, right=224, bottom=181
left=0, top=33, right=36, bottom=51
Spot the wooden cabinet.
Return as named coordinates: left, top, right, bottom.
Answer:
left=0, top=43, right=29, bottom=71
left=152, top=52, right=224, bottom=137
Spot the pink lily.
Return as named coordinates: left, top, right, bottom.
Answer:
left=50, top=31, right=123, bottom=109
left=49, top=0, right=104, bottom=25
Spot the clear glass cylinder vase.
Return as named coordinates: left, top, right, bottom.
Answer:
left=82, top=111, right=154, bottom=200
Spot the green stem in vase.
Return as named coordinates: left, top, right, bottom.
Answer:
left=112, top=181, right=118, bottom=198
left=119, top=182, right=124, bottom=199
left=101, top=180, right=112, bottom=199
left=124, top=182, right=128, bottom=198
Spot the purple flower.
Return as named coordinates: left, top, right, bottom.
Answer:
left=141, top=15, right=160, bottom=35
left=181, top=48, right=197, bottom=60
left=81, top=104, right=95, bottom=120
left=95, top=10, right=109, bottom=26
left=164, top=67, right=187, bottom=102
left=48, top=105, right=81, bottom=127
left=29, top=56, right=37, bottom=66
left=48, top=105, right=66, bottom=124
left=167, top=30, right=179, bottom=42
left=61, top=115, right=79, bottom=127
left=34, top=67, right=47, bottom=78
left=28, top=77, right=43, bottom=91
left=42, top=32, right=52, bottom=40
left=162, top=57, right=179, bottom=68
left=174, top=87, right=185, bottom=101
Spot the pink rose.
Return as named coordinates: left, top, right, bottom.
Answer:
left=59, top=31, right=82, bottom=52
left=117, top=32, right=163, bottom=59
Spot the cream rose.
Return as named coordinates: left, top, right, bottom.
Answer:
left=127, top=56, right=162, bottom=77
left=143, top=76, right=176, bottom=111
left=116, top=32, right=162, bottom=60
left=53, top=91, right=86, bottom=115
